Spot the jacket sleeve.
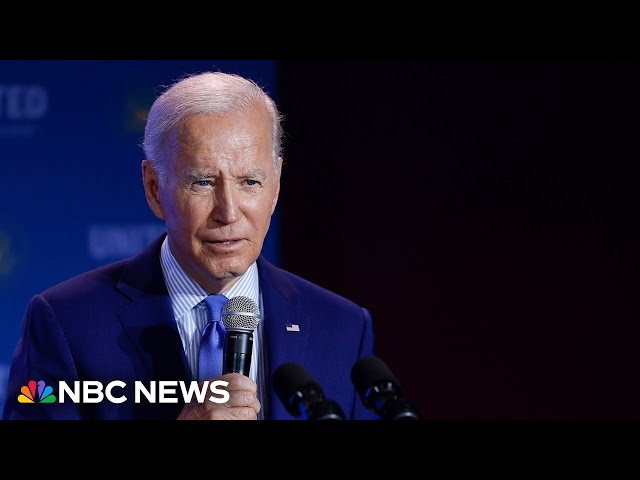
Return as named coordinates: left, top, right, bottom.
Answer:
left=2, top=294, right=82, bottom=420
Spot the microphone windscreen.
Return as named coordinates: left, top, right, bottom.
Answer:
left=351, top=355, right=400, bottom=394
left=221, top=296, right=260, bottom=330
left=273, top=362, right=320, bottom=408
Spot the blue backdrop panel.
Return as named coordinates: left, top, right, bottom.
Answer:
left=0, top=60, right=278, bottom=413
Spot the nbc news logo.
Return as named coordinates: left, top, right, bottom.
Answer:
left=16, top=379, right=229, bottom=404
left=18, top=380, right=56, bottom=403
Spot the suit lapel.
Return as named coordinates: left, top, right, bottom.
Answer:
left=258, top=257, right=310, bottom=419
left=115, top=235, right=191, bottom=383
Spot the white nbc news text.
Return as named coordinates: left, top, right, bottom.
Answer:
left=57, top=380, right=230, bottom=404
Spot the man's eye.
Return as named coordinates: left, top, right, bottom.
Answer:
left=245, top=179, right=260, bottom=186
left=195, top=181, right=210, bottom=187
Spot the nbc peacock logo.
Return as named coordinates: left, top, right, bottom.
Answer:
left=18, top=380, right=56, bottom=403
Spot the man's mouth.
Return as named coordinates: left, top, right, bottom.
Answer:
left=205, top=238, right=245, bottom=247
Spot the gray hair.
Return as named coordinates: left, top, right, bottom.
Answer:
left=142, top=71, right=284, bottom=184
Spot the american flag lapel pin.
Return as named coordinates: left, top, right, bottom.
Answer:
left=286, top=323, right=300, bottom=332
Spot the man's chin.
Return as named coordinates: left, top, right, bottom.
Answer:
left=203, top=258, right=251, bottom=281
left=195, top=267, right=244, bottom=293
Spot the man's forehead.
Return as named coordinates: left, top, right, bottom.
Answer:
left=178, top=109, right=270, bottom=132
left=175, top=116, right=271, bottom=151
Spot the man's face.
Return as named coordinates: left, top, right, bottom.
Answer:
left=144, top=107, right=281, bottom=293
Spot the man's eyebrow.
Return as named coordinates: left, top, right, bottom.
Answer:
left=186, top=171, right=214, bottom=181
left=245, top=170, right=268, bottom=180
left=186, top=170, right=268, bottom=181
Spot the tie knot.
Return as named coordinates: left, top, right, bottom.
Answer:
left=203, top=294, right=228, bottom=324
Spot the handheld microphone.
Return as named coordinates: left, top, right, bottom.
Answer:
left=351, top=355, right=421, bottom=420
left=273, top=362, right=346, bottom=420
left=221, top=296, right=260, bottom=376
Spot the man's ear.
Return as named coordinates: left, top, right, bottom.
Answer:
left=142, top=159, right=166, bottom=220
left=271, top=157, right=283, bottom=215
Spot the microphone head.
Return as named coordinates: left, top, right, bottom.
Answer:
left=221, top=296, right=260, bottom=331
left=273, top=362, right=345, bottom=420
left=273, top=362, right=321, bottom=414
left=351, top=355, right=421, bottom=420
left=351, top=355, right=400, bottom=397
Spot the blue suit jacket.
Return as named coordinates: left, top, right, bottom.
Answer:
left=3, top=235, right=377, bottom=420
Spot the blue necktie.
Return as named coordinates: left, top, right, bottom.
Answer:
left=198, top=294, right=228, bottom=382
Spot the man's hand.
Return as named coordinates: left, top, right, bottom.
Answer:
left=177, top=373, right=261, bottom=420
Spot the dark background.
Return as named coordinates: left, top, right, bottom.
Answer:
left=277, top=60, right=638, bottom=419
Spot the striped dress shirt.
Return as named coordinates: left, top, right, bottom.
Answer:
left=159, top=237, right=268, bottom=420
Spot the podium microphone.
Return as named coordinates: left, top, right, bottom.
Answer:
left=273, top=362, right=346, bottom=420
left=351, top=355, right=421, bottom=420
left=221, top=296, right=260, bottom=376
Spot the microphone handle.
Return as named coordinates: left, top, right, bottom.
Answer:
left=306, top=399, right=346, bottom=420
left=223, top=330, right=253, bottom=376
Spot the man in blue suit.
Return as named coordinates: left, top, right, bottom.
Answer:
left=3, top=72, right=376, bottom=420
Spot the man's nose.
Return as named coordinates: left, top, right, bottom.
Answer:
left=211, top=183, right=240, bottom=224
